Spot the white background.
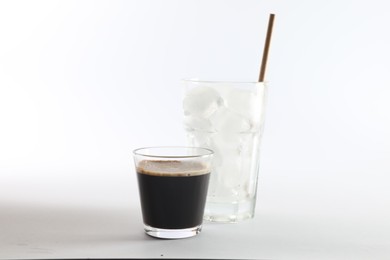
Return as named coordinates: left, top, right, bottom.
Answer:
left=0, top=0, right=389, bottom=259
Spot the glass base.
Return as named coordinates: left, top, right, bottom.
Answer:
left=203, top=198, right=256, bottom=223
left=144, top=224, right=202, bottom=239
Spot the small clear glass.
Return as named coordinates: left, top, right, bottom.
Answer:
left=133, top=146, right=213, bottom=239
left=183, top=79, right=267, bottom=222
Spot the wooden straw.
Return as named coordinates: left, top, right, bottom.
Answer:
left=258, top=13, right=275, bottom=82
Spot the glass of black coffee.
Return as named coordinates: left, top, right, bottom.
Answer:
left=133, top=146, right=213, bottom=239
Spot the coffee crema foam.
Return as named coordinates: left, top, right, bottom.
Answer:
left=137, top=160, right=210, bottom=176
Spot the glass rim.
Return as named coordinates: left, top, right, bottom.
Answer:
left=133, top=146, right=214, bottom=159
left=182, top=78, right=268, bottom=85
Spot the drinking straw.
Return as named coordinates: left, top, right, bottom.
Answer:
left=258, top=13, right=275, bottom=82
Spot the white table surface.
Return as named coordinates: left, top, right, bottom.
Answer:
left=1, top=182, right=389, bottom=260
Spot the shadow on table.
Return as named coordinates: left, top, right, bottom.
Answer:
left=0, top=201, right=149, bottom=245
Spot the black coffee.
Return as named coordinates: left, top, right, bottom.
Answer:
left=136, top=160, right=210, bottom=229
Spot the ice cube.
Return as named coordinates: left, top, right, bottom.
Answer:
left=210, top=107, right=251, bottom=133
left=211, top=148, right=244, bottom=192
left=221, top=160, right=242, bottom=189
left=208, top=131, right=256, bottom=193
left=238, top=133, right=255, bottom=156
left=187, top=130, right=212, bottom=148
left=210, top=132, right=241, bottom=154
left=183, top=116, right=213, bottom=132
left=183, top=86, right=224, bottom=118
left=225, top=87, right=265, bottom=129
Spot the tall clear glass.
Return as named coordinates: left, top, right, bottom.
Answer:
left=182, top=80, right=267, bottom=222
